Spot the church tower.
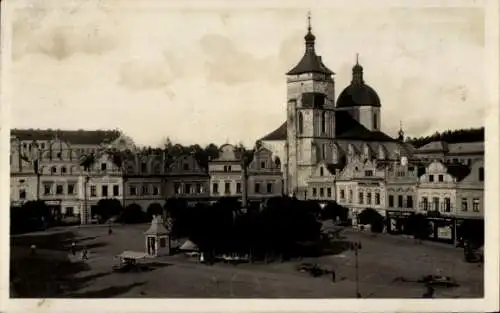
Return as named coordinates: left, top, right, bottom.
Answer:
left=285, top=13, right=336, bottom=198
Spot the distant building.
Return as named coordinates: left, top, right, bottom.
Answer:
left=246, top=147, right=283, bottom=200
left=306, top=161, right=340, bottom=203
left=413, top=141, right=483, bottom=165
left=10, top=129, right=132, bottom=224
left=208, top=144, right=244, bottom=198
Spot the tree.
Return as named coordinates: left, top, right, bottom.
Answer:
left=404, top=213, right=430, bottom=239
left=358, top=208, right=384, bottom=233
left=120, top=203, right=148, bottom=224
left=146, top=203, right=163, bottom=219
left=11, top=201, right=53, bottom=234
left=94, top=199, right=123, bottom=222
left=322, top=202, right=349, bottom=222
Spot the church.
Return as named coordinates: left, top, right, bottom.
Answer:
left=258, top=16, right=414, bottom=199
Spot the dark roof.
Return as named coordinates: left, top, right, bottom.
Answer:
left=336, top=84, right=381, bottom=108
left=334, top=111, right=395, bottom=141
left=286, top=29, right=334, bottom=76
left=259, top=122, right=287, bottom=141
left=326, top=163, right=344, bottom=174
left=11, top=129, right=121, bottom=145
left=259, top=111, right=396, bottom=142
left=446, top=164, right=471, bottom=182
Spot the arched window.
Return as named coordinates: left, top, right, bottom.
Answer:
left=298, top=112, right=304, bottom=134
left=321, top=111, right=326, bottom=134
left=51, top=166, right=57, bottom=175
left=373, top=112, right=378, bottom=130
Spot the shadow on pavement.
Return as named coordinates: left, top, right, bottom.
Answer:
left=67, top=282, right=146, bottom=298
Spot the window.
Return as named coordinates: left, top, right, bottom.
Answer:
left=298, top=112, right=304, bottom=134
left=142, top=185, right=149, bottom=195
left=373, top=112, right=378, bottom=130
left=183, top=163, right=189, bottom=170
left=388, top=195, right=394, bottom=207
left=461, top=198, right=468, bottom=211
left=113, top=185, right=120, bottom=196
left=267, top=183, right=273, bottom=193
left=174, top=183, right=180, bottom=195
left=312, top=188, right=317, bottom=197
left=61, top=166, right=67, bottom=174
left=195, top=184, right=202, bottom=194
left=185, top=183, right=191, bottom=194
left=472, top=198, right=480, bottom=212
left=57, top=152, right=62, bottom=159
left=101, top=163, right=107, bottom=171
left=322, top=144, right=327, bottom=160
left=224, top=182, right=231, bottom=194
left=364, top=170, right=373, bottom=177
left=432, top=197, right=439, bottom=211
left=429, top=175, right=434, bottom=182
left=236, top=182, right=241, bottom=193
left=321, top=111, right=326, bottom=133
left=320, top=167, right=324, bottom=176
left=260, top=161, right=266, bottom=169
left=375, top=193, right=380, bottom=205
left=102, top=185, right=108, bottom=197
left=359, top=192, right=364, bottom=204
left=227, top=165, right=232, bottom=172
left=56, top=184, right=64, bottom=195
left=68, top=184, right=75, bottom=195
left=213, top=183, right=219, bottom=194
left=397, top=195, right=403, bottom=208
left=90, top=185, right=97, bottom=197
left=421, top=197, right=428, bottom=211
left=406, top=195, right=413, bottom=208
left=141, top=162, right=147, bottom=173
left=479, top=167, right=484, bottom=182
left=41, top=143, right=45, bottom=149
left=348, top=190, right=353, bottom=203
left=453, top=158, right=458, bottom=163
left=44, top=184, right=51, bottom=195
left=19, top=189, right=26, bottom=199
left=51, top=166, right=57, bottom=174
left=153, top=186, right=159, bottom=196
left=254, top=183, right=260, bottom=194
left=129, top=186, right=137, bottom=196
left=438, top=175, right=443, bottom=182
left=159, top=238, right=166, bottom=248
left=23, top=143, right=27, bottom=149
left=444, top=197, right=451, bottom=212
left=319, top=188, right=324, bottom=197
left=327, top=188, right=332, bottom=198
left=340, top=189, right=345, bottom=200
left=367, top=192, right=372, bottom=205
left=65, top=207, right=74, bottom=216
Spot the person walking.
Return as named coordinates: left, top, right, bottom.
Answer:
left=331, top=270, right=336, bottom=283
left=30, top=244, right=36, bottom=256
left=71, top=242, right=76, bottom=256
left=108, top=226, right=113, bottom=235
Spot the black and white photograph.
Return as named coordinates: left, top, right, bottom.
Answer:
left=2, top=0, right=499, bottom=312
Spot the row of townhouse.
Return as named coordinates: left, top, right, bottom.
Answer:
left=307, top=154, right=484, bottom=242
left=10, top=130, right=284, bottom=224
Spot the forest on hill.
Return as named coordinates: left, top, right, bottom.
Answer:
left=406, top=127, right=484, bottom=148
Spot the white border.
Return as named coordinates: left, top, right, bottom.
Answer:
left=1, top=0, right=498, bottom=312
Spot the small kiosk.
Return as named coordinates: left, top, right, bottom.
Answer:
left=144, top=215, right=171, bottom=257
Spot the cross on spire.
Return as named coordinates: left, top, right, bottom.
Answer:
left=307, top=11, right=311, bottom=32
left=356, top=53, right=359, bottom=65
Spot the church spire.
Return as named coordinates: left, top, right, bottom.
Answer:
left=398, top=120, right=405, bottom=141
left=351, top=53, right=364, bottom=85
left=304, top=11, right=316, bottom=50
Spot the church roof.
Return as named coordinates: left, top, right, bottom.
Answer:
left=287, top=53, right=334, bottom=76
left=259, top=111, right=396, bottom=142
left=336, top=84, right=381, bottom=108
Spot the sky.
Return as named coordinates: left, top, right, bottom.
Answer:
left=9, top=1, right=486, bottom=147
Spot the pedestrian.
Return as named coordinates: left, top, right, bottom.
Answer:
left=81, top=248, right=88, bottom=260
left=71, top=242, right=76, bottom=255
left=331, top=270, right=336, bottom=283
left=108, top=226, right=112, bottom=235
left=30, top=244, right=36, bottom=256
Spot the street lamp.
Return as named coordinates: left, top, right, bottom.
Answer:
left=350, top=240, right=363, bottom=298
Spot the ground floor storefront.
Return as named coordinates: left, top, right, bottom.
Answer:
left=385, top=210, right=414, bottom=234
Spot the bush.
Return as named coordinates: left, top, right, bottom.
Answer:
left=146, top=203, right=164, bottom=219
left=94, top=199, right=123, bottom=222
left=120, top=203, right=148, bottom=224
left=358, top=208, right=384, bottom=233
left=11, top=201, right=53, bottom=234
left=321, top=202, right=349, bottom=222
left=405, top=213, right=430, bottom=239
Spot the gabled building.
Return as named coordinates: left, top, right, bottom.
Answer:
left=335, top=156, right=386, bottom=224
left=306, top=161, right=339, bottom=202
left=166, top=153, right=210, bottom=204
left=122, top=150, right=167, bottom=211
left=208, top=144, right=244, bottom=198
left=246, top=147, right=283, bottom=200
left=385, top=159, right=426, bottom=233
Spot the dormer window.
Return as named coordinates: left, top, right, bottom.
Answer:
left=101, top=163, right=107, bottom=171
left=260, top=161, right=266, bottom=169
left=364, top=170, right=373, bottom=177
left=320, top=167, right=324, bottom=176
left=51, top=166, right=57, bottom=174
left=183, top=163, right=189, bottom=171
